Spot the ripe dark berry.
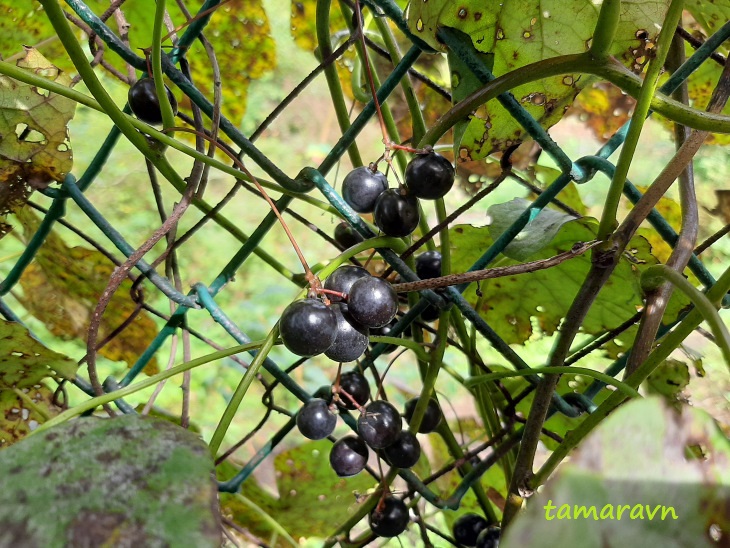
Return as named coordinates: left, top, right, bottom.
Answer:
left=334, top=222, right=364, bottom=249
left=404, top=397, right=442, bottom=433
left=373, top=189, right=420, bottom=237
left=476, top=526, right=501, bottom=548
left=382, top=430, right=421, bottom=468
left=369, top=496, right=409, bottom=538
left=296, top=398, right=337, bottom=440
left=404, top=151, right=455, bottom=200
left=347, top=276, right=398, bottom=329
left=330, top=435, right=369, bottom=477
left=324, top=265, right=371, bottom=303
left=324, top=303, right=369, bottom=363
left=370, top=317, right=401, bottom=354
left=128, top=77, right=178, bottom=125
left=342, top=166, right=389, bottom=213
left=279, top=299, right=337, bottom=356
left=453, top=513, right=489, bottom=546
left=335, top=370, right=371, bottom=410
left=416, top=250, right=442, bottom=280
left=358, top=400, right=401, bottom=449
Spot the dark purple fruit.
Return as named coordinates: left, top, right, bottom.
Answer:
left=453, top=513, right=489, bottom=546
left=296, top=398, right=337, bottom=440
left=476, top=526, right=501, bottom=548
left=419, top=303, right=440, bottom=323
left=403, top=397, right=442, bottom=433
left=324, top=303, right=369, bottom=363
left=334, top=222, right=364, bottom=249
left=342, top=166, right=389, bottom=213
left=335, top=370, right=371, bottom=410
left=369, top=496, right=409, bottom=538
left=347, top=276, right=398, bottom=329
left=330, top=435, right=369, bottom=477
left=382, top=430, right=421, bottom=469
left=128, top=77, right=178, bottom=125
left=416, top=250, right=442, bottom=280
left=324, top=265, right=371, bottom=303
left=373, top=189, right=420, bottom=237
left=358, top=400, right=401, bottom=449
left=279, top=299, right=337, bottom=356
left=404, top=151, right=455, bottom=200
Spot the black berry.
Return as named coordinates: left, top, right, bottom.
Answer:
left=419, top=303, right=441, bottom=323
left=404, top=151, right=455, bottom=200
left=334, top=222, right=364, bottom=249
left=453, top=513, right=489, bottom=546
left=358, top=400, right=401, bottom=449
left=128, top=77, right=178, bottom=125
left=347, top=276, right=398, bottom=328
left=382, top=430, right=421, bottom=468
left=296, top=398, right=337, bottom=440
left=335, top=370, right=371, bottom=410
left=476, top=526, right=501, bottom=548
left=324, top=265, right=371, bottom=303
left=373, top=189, right=420, bottom=237
left=369, top=496, right=409, bottom=538
left=330, top=435, right=369, bottom=477
left=324, top=303, right=369, bottom=363
left=279, top=299, right=337, bottom=356
left=416, top=250, right=442, bottom=280
left=404, top=397, right=442, bottom=433
left=342, top=166, right=389, bottom=213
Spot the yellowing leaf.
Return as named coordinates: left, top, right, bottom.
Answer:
left=16, top=209, right=158, bottom=374
left=0, top=383, right=64, bottom=447
left=0, top=47, right=75, bottom=238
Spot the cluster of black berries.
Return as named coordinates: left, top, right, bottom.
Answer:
left=279, top=265, right=398, bottom=363
left=339, top=151, right=455, bottom=239
left=294, top=367, right=444, bottom=538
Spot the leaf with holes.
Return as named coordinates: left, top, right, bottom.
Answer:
left=407, top=0, right=670, bottom=160
left=448, top=220, right=676, bottom=345
left=502, top=398, right=730, bottom=547
left=0, top=383, right=63, bottom=447
left=0, top=47, right=75, bottom=238
left=16, top=209, right=159, bottom=373
left=645, top=358, right=691, bottom=405
left=0, top=415, right=221, bottom=546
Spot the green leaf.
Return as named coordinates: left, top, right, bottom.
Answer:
left=502, top=398, right=730, bottom=548
left=221, top=438, right=376, bottom=541
left=407, top=0, right=670, bottom=159
left=0, top=48, right=76, bottom=238
left=0, top=415, right=221, bottom=546
left=16, top=208, right=160, bottom=374
left=645, top=358, right=690, bottom=402
left=487, top=198, right=576, bottom=261
left=449, top=219, right=669, bottom=345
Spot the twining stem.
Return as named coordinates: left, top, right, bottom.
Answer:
left=589, top=0, right=621, bottom=59
left=32, top=341, right=265, bottom=435
left=596, top=0, right=685, bottom=240
left=641, top=265, right=730, bottom=368
left=391, top=241, right=599, bottom=293
left=152, top=0, right=176, bottom=130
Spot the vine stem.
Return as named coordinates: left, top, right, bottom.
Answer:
left=31, top=341, right=266, bottom=435
left=390, top=241, right=599, bottom=293
left=152, top=0, right=176, bottom=130
left=596, top=0, right=685, bottom=241
left=641, top=265, right=730, bottom=368
left=589, top=0, right=621, bottom=59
